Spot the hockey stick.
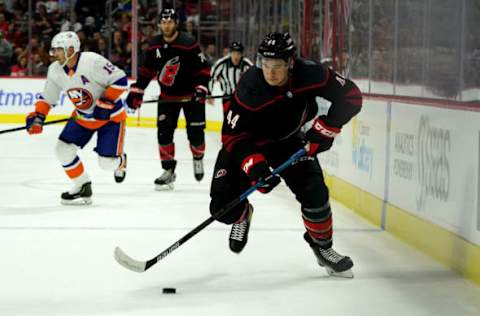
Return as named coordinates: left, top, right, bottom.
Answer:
left=0, top=118, right=70, bottom=135
left=114, top=147, right=306, bottom=273
left=142, top=94, right=230, bottom=105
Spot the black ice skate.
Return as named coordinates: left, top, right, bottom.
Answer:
left=304, top=232, right=354, bottom=278
left=193, top=158, right=204, bottom=181
left=61, top=182, right=92, bottom=205
left=229, top=204, right=253, bottom=253
left=114, top=153, right=127, bottom=183
left=154, top=169, right=176, bottom=191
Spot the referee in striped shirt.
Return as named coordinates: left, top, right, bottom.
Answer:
left=207, top=41, right=253, bottom=106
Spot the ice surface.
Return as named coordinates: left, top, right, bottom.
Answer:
left=0, top=125, right=479, bottom=316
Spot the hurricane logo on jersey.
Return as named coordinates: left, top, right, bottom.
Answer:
left=66, top=88, right=94, bottom=110
left=159, top=56, right=180, bottom=87
left=215, top=169, right=227, bottom=178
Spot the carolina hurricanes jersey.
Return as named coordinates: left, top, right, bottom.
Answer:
left=221, top=58, right=363, bottom=165
left=37, top=52, right=128, bottom=129
left=135, top=31, right=211, bottom=99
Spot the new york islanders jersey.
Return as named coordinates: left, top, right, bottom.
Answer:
left=35, top=52, right=128, bottom=129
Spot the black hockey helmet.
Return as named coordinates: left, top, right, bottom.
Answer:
left=229, top=41, right=244, bottom=52
left=160, top=7, right=178, bottom=22
left=257, top=32, right=295, bottom=60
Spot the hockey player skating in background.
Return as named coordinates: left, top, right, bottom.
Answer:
left=209, top=32, right=362, bottom=277
left=207, top=41, right=253, bottom=107
left=25, top=31, right=128, bottom=205
left=126, top=8, right=211, bottom=190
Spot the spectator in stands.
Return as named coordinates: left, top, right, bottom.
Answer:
left=204, top=43, right=216, bottom=64
left=140, top=23, right=155, bottom=43
left=119, top=13, right=131, bottom=40
left=0, top=29, right=12, bottom=75
left=10, top=55, right=27, bottom=77
left=0, top=0, right=13, bottom=21
left=45, top=0, right=59, bottom=14
left=145, top=3, right=158, bottom=22
left=110, top=30, right=126, bottom=67
left=0, top=12, right=8, bottom=37
left=18, top=36, right=49, bottom=70
left=186, top=5, right=199, bottom=26
left=61, top=11, right=82, bottom=32
left=78, top=30, right=97, bottom=53
left=200, top=1, right=214, bottom=20
left=32, top=53, right=47, bottom=75
left=83, top=16, right=97, bottom=38
left=8, top=8, right=26, bottom=45
left=185, top=20, right=197, bottom=41
left=175, top=0, right=187, bottom=25
left=74, top=0, right=106, bottom=20
left=33, top=2, right=54, bottom=39
left=12, top=45, right=23, bottom=63
left=96, top=36, right=108, bottom=57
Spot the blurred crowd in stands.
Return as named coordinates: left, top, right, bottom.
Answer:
left=0, top=0, right=219, bottom=77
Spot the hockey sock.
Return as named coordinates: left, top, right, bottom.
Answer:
left=189, top=143, right=205, bottom=159
left=159, top=143, right=175, bottom=161
left=234, top=203, right=250, bottom=224
left=302, top=202, right=333, bottom=248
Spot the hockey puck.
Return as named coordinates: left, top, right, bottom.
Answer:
left=162, top=287, right=176, bottom=294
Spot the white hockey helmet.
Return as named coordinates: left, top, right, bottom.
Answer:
left=49, top=31, right=80, bottom=57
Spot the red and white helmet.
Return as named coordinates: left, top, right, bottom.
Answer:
left=49, top=31, right=80, bottom=57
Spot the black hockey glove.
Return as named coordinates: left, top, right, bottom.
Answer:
left=93, top=97, right=115, bottom=120
left=192, top=85, right=208, bottom=104
left=305, top=116, right=341, bottom=156
left=241, top=154, right=280, bottom=194
left=126, top=84, right=144, bottom=110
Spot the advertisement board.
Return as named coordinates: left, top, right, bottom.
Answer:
left=318, top=98, right=388, bottom=200
left=0, top=78, right=224, bottom=124
left=388, top=103, right=480, bottom=244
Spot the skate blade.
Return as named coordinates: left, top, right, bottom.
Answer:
left=325, top=267, right=354, bottom=278
left=194, top=173, right=204, bottom=181
left=61, top=197, right=92, bottom=206
left=155, top=183, right=174, bottom=191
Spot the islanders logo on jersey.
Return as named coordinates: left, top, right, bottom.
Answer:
left=66, top=88, right=94, bottom=110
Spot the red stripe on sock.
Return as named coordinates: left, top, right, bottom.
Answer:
left=306, top=229, right=333, bottom=240
left=190, top=143, right=205, bottom=158
left=159, top=143, right=175, bottom=161
left=303, top=216, right=332, bottom=233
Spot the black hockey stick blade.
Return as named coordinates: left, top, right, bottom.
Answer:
left=0, top=118, right=70, bottom=135
left=114, top=148, right=306, bottom=273
left=142, top=94, right=230, bottom=105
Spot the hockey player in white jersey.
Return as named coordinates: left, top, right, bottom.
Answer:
left=25, top=31, right=128, bottom=205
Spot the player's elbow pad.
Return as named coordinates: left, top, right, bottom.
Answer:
left=344, top=80, right=363, bottom=112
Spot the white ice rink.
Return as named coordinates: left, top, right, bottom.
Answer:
left=1, top=125, right=479, bottom=316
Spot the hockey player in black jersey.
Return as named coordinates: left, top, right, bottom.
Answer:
left=126, top=8, right=211, bottom=190
left=209, top=32, right=362, bottom=278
